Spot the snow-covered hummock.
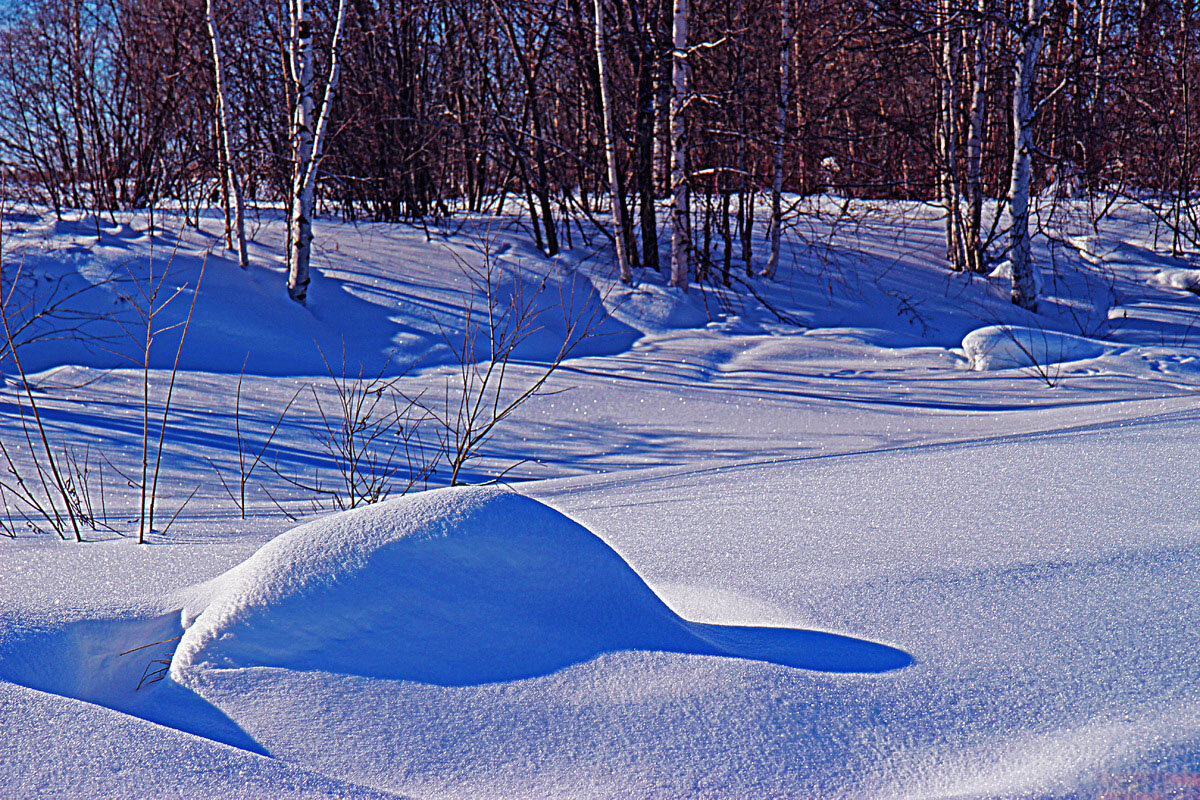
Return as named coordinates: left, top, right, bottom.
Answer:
left=962, top=325, right=1111, bottom=371
left=173, top=487, right=909, bottom=687
left=1153, top=267, right=1200, bottom=293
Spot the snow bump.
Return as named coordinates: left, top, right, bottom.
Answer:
left=962, top=325, right=1111, bottom=371
left=172, top=487, right=910, bottom=686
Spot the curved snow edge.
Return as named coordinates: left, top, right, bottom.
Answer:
left=962, top=325, right=1113, bottom=371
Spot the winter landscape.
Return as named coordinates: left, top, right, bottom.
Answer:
left=3, top=0, right=1200, bottom=798
left=1, top=199, right=1197, bottom=799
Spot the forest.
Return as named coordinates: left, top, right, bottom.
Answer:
left=3, top=0, right=1199, bottom=308
left=2, top=2, right=1200, bottom=797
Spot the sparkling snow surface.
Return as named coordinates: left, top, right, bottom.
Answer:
left=1, top=202, right=1198, bottom=798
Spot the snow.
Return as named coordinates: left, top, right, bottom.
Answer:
left=171, top=487, right=906, bottom=692
left=0, top=681, right=404, bottom=800
left=961, top=324, right=1111, bottom=370
left=2, top=199, right=1200, bottom=798
left=1153, top=267, right=1200, bottom=294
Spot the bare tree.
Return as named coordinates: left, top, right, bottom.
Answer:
left=963, top=0, right=990, bottom=274
left=1008, top=0, right=1048, bottom=311
left=936, top=0, right=965, bottom=271
left=287, top=0, right=349, bottom=305
left=669, top=0, right=690, bottom=289
left=764, top=0, right=792, bottom=280
left=594, top=0, right=633, bottom=282
left=206, top=0, right=249, bottom=270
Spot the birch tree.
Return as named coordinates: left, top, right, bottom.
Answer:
left=654, top=28, right=672, bottom=197
left=733, top=0, right=752, bottom=276
left=936, top=0, right=965, bottom=271
left=1008, top=0, right=1048, bottom=311
left=594, top=0, right=632, bottom=282
left=206, top=0, right=248, bottom=270
left=1086, top=0, right=1112, bottom=184
left=963, top=0, right=989, bottom=273
left=287, top=0, right=349, bottom=305
left=631, top=0, right=660, bottom=273
left=763, top=0, right=792, bottom=279
left=669, top=0, right=690, bottom=289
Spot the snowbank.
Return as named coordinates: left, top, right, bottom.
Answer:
left=962, top=325, right=1110, bottom=371
left=603, top=281, right=712, bottom=336
left=1152, top=268, right=1200, bottom=293
left=172, top=488, right=908, bottom=686
left=988, top=259, right=1044, bottom=295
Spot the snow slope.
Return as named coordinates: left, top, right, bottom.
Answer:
left=2, top=199, right=1199, bottom=798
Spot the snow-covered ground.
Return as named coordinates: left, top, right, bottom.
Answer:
left=1, top=200, right=1198, bottom=798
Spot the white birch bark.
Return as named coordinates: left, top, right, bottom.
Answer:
left=1088, top=0, right=1111, bottom=185
left=764, top=0, right=792, bottom=279
left=653, top=57, right=671, bottom=196
left=594, top=0, right=632, bottom=283
left=668, top=0, right=690, bottom=289
left=937, top=0, right=964, bottom=270
left=287, top=0, right=348, bottom=305
left=206, top=0, right=248, bottom=270
left=964, top=0, right=988, bottom=272
left=1008, top=0, right=1046, bottom=311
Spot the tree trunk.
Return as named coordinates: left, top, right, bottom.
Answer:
left=1086, top=0, right=1112, bottom=186
left=937, top=0, right=965, bottom=271
left=594, top=0, right=633, bottom=282
left=669, top=0, right=690, bottom=289
left=1008, top=0, right=1046, bottom=311
left=288, top=0, right=348, bottom=305
left=653, top=0, right=672, bottom=197
left=734, top=0, right=753, bottom=274
left=206, top=0, right=248, bottom=270
left=964, top=0, right=988, bottom=273
left=634, top=0, right=660, bottom=272
left=720, top=185, right=732, bottom=286
left=764, top=0, right=791, bottom=279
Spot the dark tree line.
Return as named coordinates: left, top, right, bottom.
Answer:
left=2, top=0, right=1199, bottom=308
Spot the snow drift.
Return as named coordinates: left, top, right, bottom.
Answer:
left=962, top=325, right=1111, bottom=371
left=1152, top=267, right=1200, bottom=294
left=172, top=488, right=909, bottom=686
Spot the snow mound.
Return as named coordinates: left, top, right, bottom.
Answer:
left=1152, top=268, right=1200, bottom=294
left=604, top=281, right=712, bottom=335
left=988, top=260, right=1044, bottom=295
left=172, top=488, right=909, bottom=686
left=962, top=325, right=1110, bottom=371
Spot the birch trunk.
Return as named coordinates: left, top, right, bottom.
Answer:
left=734, top=0, right=752, bottom=274
left=206, top=0, right=248, bottom=270
left=633, top=0, right=660, bottom=272
left=937, top=0, right=965, bottom=270
left=964, top=0, right=988, bottom=272
left=287, top=0, right=348, bottom=305
left=1087, top=0, right=1111, bottom=186
left=669, top=0, right=690, bottom=288
left=594, top=0, right=632, bottom=282
left=653, top=1, right=671, bottom=198
left=1008, top=0, right=1046, bottom=311
left=764, top=0, right=792, bottom=279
